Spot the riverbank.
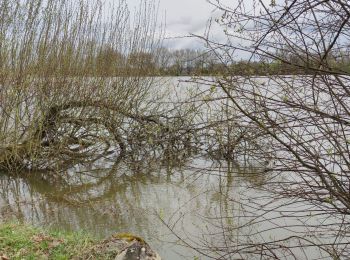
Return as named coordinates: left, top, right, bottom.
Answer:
left=0, top=222, right=161, bottom=259
left=0, top=222, right=101, bottom=259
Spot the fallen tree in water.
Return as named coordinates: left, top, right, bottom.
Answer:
left=0, top=87, right=199, bottom=172
left=0, top=0, right=203, bottom=173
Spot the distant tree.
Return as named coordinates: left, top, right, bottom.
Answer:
left=96, top=46, right=125, bottom=76
left=155, top=47, right=172, bottom=74
left=127, top=51, right=156, bottom=75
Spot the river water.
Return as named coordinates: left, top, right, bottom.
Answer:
left=0, top=155, right=332, bottom=259
left=0, top=156, right=263, bottom=259
left=0, top=77, right=346, bottom=259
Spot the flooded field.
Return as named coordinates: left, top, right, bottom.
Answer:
left=0, top=156, right=254, bottom=259
left=0, top=77, right=349, bottom=259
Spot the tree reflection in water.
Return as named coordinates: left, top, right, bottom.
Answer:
left=0, top=151, right=271, bottom=259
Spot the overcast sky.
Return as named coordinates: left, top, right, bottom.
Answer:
left=126, top=0, right=224, bottom=49
left=157, top=0, right=218, bottom=49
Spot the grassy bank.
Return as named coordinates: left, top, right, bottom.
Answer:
left=0, top=222, right=96, bottom=259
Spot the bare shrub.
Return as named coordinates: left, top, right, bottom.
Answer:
left=0, top=0, right=198, bottom=172
left=176, top=0, right=350, bottom=259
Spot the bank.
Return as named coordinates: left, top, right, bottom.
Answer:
left=0, top=222, right=160, bottom=259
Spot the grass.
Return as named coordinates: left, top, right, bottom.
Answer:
left=0, top=222, right=96, bottom=259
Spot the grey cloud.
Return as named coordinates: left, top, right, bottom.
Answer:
left=120, top=0, right=227, bottom=49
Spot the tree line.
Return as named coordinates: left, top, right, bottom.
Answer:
left=81, top=47, right=350, bottom=76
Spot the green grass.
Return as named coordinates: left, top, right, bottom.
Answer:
left=0, top=222, right=95, bottom=259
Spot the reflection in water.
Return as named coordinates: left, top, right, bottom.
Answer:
left=0, top=154, right=337, bottom=259
left=0, top=154, right=270, bottom=259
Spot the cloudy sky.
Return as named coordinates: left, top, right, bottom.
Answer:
left=157, top=0, right=218, bottom=48
left=126, top=0, right=225, bottom=49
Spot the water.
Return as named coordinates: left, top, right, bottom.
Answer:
left=0, top=155, right=336, bottom=259
left=0, top=76, right=348, bottom=259
left=0, top=153, right=271, bottom=259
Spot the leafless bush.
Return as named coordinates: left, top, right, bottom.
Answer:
left=178, top=0, right=350, bottom=259
left=0, top=0, right=201, bottom=173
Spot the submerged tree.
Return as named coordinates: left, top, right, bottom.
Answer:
left=0, top=0, right=199, bottom=173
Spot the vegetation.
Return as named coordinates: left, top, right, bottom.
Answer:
left=1, top=0, right=350, bottom=259
left=0, top=222, right=94, bottom=259
left=0, top=222, right=149, bottom=259
left=74, top=47, right=350, bottom=76
left=0, top=0, right=198, bottom=173
left=174, top=0, right=350, bottom=259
